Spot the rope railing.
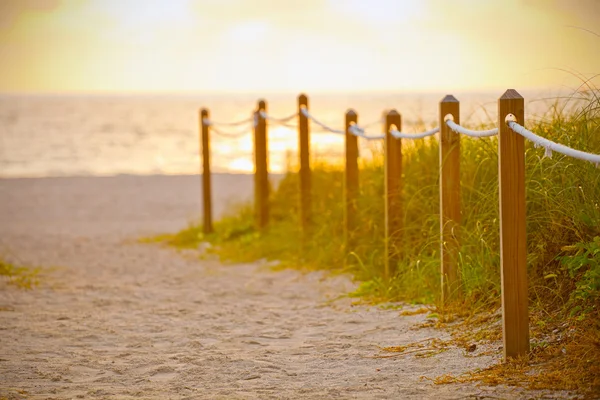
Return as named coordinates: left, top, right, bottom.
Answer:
left=348, top=124, right=385, bottom=140
left=204, top=104, right=599, bottom=163
left=325, top=120, right=441, bottom=141
left=445, top=116, right=599, bottom=166
left=258, top=111, right=297, bottom=124
left=202, top=118, right=252, bottom=138
left=257, top=111, right=298, bottom=130
left=204, top=116, right=255, bottom=127
left=300, top=107, right=346, bottom=135
left=262, top=110, right=444, bottom=142
left=506, top=114, right=600, bottom=165
left=445, top=118, right=498, bottom=138
left=390, top=127, right=439, bottom=139
left=199, top=90, right=599, bottom=362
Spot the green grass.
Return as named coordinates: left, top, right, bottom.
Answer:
left=156, top=87, right=600, bottom=395
left=0, top=259, right=40, bottom=289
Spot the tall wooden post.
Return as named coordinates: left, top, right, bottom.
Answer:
left=254, top=99, right=269, bottom=231
left=298, top=94, right=311, bottom=236
left=384, top=110, right=402, bottom=279
left=344, top=110, right=359, bottom=252
left=200, top=108, right=213, bottom=234
left=498, top=89, right=528, bottom=360
left=439, top=95, right=461, bottom=304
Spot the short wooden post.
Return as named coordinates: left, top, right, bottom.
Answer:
left=254, top=99, right=269, bottom=231
left=439, top=95, right=461, bottom=304
left=384, top=109, right=402, bottom=278
left=200, top=108, right=213, bottom=234
left=344, top=110, right=359, bottom=251
left=298, top=94, right=311, bottom=236
left=498, top=89, right=528, bottom=360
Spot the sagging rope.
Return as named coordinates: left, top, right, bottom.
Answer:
left=506, top=114, right=600, bottom=165
left=258, top=111, right=298, bottom=129
left=346, top=124, right=441, bottom=140
left=267, top=121, right=298, bottom=129
left=300, top=108, right=346, bottom=135
left=204, top=116, right=255, bottom=127
left=202, top=117, right=253, bottom=138
left=348, top=124, right=385, bottom=140
left=390, top=127, right=439, bottom=139
left=445, top=118, right=498, bottom=138
left=344, top=121, right=440, bottom=141
left=208, top=125, right=252, bottom=139
left=258, top=110, right=297, bottom=124
left=208, top=108, right=439, bottom=141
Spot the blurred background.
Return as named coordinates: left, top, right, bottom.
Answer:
left=1, top=0, right=598, bottom=177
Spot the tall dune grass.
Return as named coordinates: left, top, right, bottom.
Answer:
left=196, top=91, right=599, bottom=307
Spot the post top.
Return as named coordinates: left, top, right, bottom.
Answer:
left=387, top=109, right=400, bottom=117
left=441, top=94, right=459, bottom=103
left=200, top=108, right=209, bottom=116
left=346, top=109, right=357, bottom=117
left=298, top=93, right=308, bottom=102
left=500, top=89, right=523, bottom=100
left=258, top=99, right=267, bottom=109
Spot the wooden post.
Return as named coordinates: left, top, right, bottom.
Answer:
left=200, top=108, right=213, bottom=234
left=439, top=95, right=461, bottom=304
left=344, top=110, right=359, bottom=252
left=298, top=94, right=311, bottom=236
left=498, top=89, right=528, bottom=360
left=254, top=99, right=269, bottom=231
left=384, top=109, right=402, bottom=279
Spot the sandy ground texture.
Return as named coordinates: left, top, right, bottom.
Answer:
left=0, top=174, right=572, bottom=399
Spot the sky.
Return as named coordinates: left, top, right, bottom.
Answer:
left=0, top=0, right=599, bottom=94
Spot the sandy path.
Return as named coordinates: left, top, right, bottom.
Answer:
left=0, top=175, right=564, bottom=399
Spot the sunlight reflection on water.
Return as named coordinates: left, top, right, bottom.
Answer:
left=0, top=90, right=569, bottom=178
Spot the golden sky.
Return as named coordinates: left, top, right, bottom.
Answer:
left=0, top=0, right=598, bottom=94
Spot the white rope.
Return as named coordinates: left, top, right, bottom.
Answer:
left=507, top=116, right=600, bottom=165
left=259, top=111, right=297, bottom=124
left=348, top=124, right=385, bottom=141
left=203, top=116, right=257, bottom=129
left=445, top=119, right=498, bottom=138
left=203, top=118, right=251, bottom=138
left=268, top=121, right=298, bottom=129
left=203, top=116, right=254, bottom=127
left=300, top=108, right=345, bottom=135
left=210, top=125, right=252, bottom=138
left=390, top=127, right=439, bottom=139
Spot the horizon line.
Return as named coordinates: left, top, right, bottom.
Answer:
left=0, top=86, right=577, bottom=98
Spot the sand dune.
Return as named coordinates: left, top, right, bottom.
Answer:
left=0, top=174, right=568, bottom=399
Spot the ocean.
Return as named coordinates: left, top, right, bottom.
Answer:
left=0, top=90, right=563, bottom=178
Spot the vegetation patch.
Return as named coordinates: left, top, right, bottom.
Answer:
left=152, top=87, right=600, bottom=396
left=0, top=259, right=40, bottom=289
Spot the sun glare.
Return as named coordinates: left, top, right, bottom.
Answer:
left=227, top=158, right=254, bottom=173
left=0, top=0, right=598, bottom=93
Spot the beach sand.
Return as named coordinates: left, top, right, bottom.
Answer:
left=0, top=174, right=569, bottom=399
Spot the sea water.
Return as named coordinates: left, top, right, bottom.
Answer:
left=0, top=90, right=565, bottom=178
